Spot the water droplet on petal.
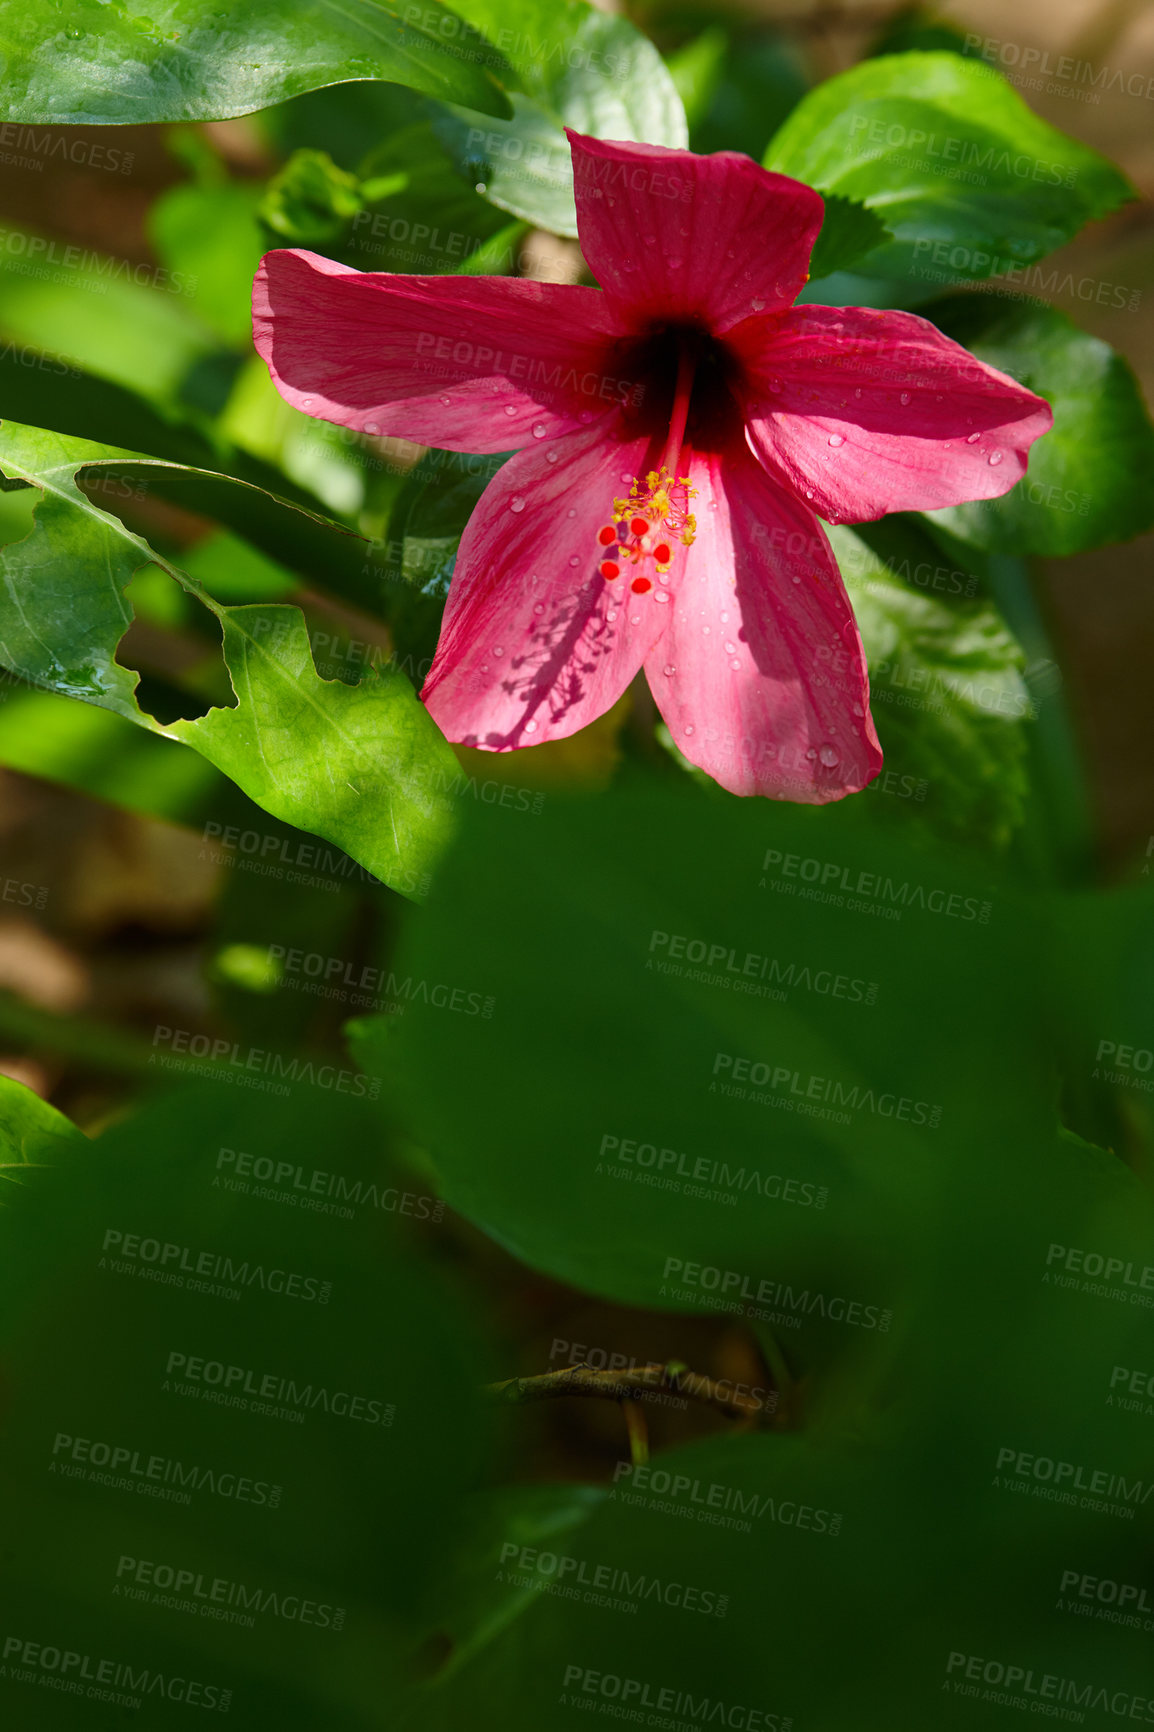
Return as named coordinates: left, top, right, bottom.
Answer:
left=524, top=719, right=538, bottom=734
left=569, top=556, right=579, bottom=567
left=724, top=641, right=736, bottom=653
left=828, top=433, right=845, bottom=448
left=852, top=702, right=864, bottom=718
left=504, top=404, right=518, bottom=417
left=532, top=422, right=547, bottom=438
left=818, top=743, right=840, bottom=767
left=966, top=431, right=981, bottom=445
left=607, top=608, right=618, bottom=621
left=987, top=450, right=1004, bottom=467
left=685, top=724, right=695, bottom=736
left=663, top=664, right=676, bottom=676
left=545, top=450, right=559, bottom=464
left=769, top=379, right=782, bottom=394
left=805, top=747, right=817, bottom=761
left=533, top=604, right=545, bottom=615
left=805, top=490, right=814, bottom=500
left=364, top=420, right=380, bottom=435
left=510, top=497, right=526, bottom=513
left=654, top=590, right=669, bottom=604
left=630, top=613, right=641, bottom=624
left=702, top=625, right=711, bottom=635
left=792, top=574, right=801, bottom=584
left=440, top=395, right=452, bottom=405
left=751, top=297, right=765, bottom=312
left=567, top=508, right=576, bottom=518
left=854, top=388, right=862, bottom=399
left=493, top=646, right=504, bottom=656
left=900, top=392, right=910, bottom=406
left=730, top=658, right=741, bottom=670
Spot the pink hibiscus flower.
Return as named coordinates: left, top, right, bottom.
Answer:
left=252, top=130, right=1051, bottom=801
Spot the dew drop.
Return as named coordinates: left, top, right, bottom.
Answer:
left=475, top=182, right=486, bottom=194
left=768, top=379, right=782, bottom=394
left=532, top=422, right=547, bottom=438
left=510, top=496, right=526, bottom=513
left=567, top=508, right=577, bottom=518
left=301, top=396, right=313, bottom=408
left=900, top=392, right=910, bottom=406
left=668, top=258, right=682, bottom=270
left=987, top=450, right=1004, bottom=467
left=791, top=575, right=801, bottom=585
left=569, top=556, right=579, bottom=567
left=724, top=641, right=736, bottom=654
left=533, top=604, right=545, bottom=615
left=818, top=743, right=840, bottom=767
left=524, top=720, right=538, bottom=735
left=503, top=404, right=518, bottom=417
left=545, top=450, right=559, bottom=464
left=852, top=702, right=864, bottom=718
left=630, top=613, right=641, bottom=624
left=720, top=610, right=729, bottom=622
left=751, top=297, right=765, bottom=311
left=607, top=608, right=618, bottom=621
left=492, top=646, right=504, bottom=657
left=730, top=658, right=741, bottom=670
left=828, top=433, right=845, bottom=448
left=685, top=724, right=695, bottom=735
left=364, top=420, right=380, bottom=435
left=805, top=748, right=817, bottom=761
left=805, top=490, right=814, bottom=500
left=663, top=664, right=676, bottom=676
left=966, top=431, right=981, bottom=444
left=654, top=590, right=669, bottom=604
left=854, top=388, right=862, bottom=399
left=702, top=625, right=711, bottom=635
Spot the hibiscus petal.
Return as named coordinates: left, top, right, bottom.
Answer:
left=252, top=248, right=627, bottom=453
left=566, top=130, right=823, bottom=336
left=421, top=418, right=674, bottom=748
left=736, top=304, right=1052, bottom=521
left=645, top=441, right=881, bottom=802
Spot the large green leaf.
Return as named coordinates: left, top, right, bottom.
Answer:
left=831, top=519, right=1030, bottom=844
left=0, top=0, right=512, bottom=125
left=921, top=296, right=1154, bottom=555
left=0, top=1083, right=493, bottom=1727
left=0, top=421, right=459, bottom=897
left=428, top=0, right=688, bottom=236
left=764, top=52, right=1133, bottom=280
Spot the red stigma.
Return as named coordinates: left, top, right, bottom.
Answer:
left=629, top=516, right=649, bottom=538
left=597, top=525, right=617, bottom=546
left=654, top=543, right=672, bottom=564
left=631, top=577, right=651, bottom=594
left=600, top=560, right=620, bottom=580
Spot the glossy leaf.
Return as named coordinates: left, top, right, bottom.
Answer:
left=764, top=52, right=1133, bottom=280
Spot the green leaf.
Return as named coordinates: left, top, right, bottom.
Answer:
left=343, top=122, right=516, bottom=275
left=808, top=193, right=893, bottom=281
left=0, top=1083, right=494, bottom=1725
left=764, top=51, right=1134, bottom=280
left=148, top=179, right=267, bottom=347
left=428, top=0, right=688, bottom=236
left=351, top=784, right=1052, bottom=1356
left=259, top=149, right=365, bottom=247
left=0, top=0, right=513, bottom=125
left=663, top=26, right=728, bottom=133
left=920, top=295, right=1154, bottom=554
left=0, top=420, right=460, bottom=897
left=830, top=519, right=1030, bottom=844
left=685, top=27, right=809, bottom=161
left=0, top=1076, right=86, bottom=1189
